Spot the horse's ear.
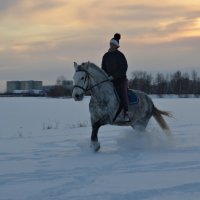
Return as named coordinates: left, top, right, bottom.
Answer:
left=74, top=62, right=78, bottom=71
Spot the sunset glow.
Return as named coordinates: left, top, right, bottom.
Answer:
left=0, top=0, right=200, bottom=91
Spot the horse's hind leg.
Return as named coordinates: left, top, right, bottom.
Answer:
left=91, top=121, right=101, bottom=152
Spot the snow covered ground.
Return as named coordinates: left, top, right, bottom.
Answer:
left=0, top=97, right=200, bottom=200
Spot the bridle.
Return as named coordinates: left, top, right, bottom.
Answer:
left=73, top=69, right=110, bottom=92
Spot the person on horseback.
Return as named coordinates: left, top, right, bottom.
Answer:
left=101, top=33, right=129, bottom=121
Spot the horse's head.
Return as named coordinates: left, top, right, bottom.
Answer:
left=72, top=62, right=90, bottom=101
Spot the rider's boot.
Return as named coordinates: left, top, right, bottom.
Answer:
left=124, top=111, right=130, bottom=122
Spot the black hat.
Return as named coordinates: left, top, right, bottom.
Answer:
left=110, top=33, right=121, bottom=47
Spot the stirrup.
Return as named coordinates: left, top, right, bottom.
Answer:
left=124, top=112, right=131, bottom=122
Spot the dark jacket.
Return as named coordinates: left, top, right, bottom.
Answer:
left=102, top=49, right=128, bottom=81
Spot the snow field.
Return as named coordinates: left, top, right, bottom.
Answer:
left=0, top=97, right=200, bottom=200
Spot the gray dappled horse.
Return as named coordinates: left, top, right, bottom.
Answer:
left=72, top=62, right=172, bottom=152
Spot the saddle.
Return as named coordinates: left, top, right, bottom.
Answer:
left=114, top=89, right=139, bottom=105
left=127, top=89, right=139, bottom=105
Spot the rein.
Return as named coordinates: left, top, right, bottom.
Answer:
left=73, top=69, right=110, bottom=92
left=88, top=79, right=110, bottom=91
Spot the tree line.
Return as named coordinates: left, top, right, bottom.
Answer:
left=129, top=70, right=200, bottom=97
left=47, top=70, right=200, bottom=98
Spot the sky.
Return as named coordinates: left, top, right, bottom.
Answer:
left=0, top=0, right=200, bottom=91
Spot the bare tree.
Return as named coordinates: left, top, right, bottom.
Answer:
left=56, top=76, right=66, bottom=86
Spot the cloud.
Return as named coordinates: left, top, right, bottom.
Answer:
left=110, top=4, right=184, bottom=21
left=1, top=0, right=199, bottom=49
left=27, top=0, right=66, bottom=11
left=0, top=0, right=22, bottom=12
left=125, top=35, right=200, bottom=75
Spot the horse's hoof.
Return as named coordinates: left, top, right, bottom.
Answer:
left=90, top=141, right=100, bottom=152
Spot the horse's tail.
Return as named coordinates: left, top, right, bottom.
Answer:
left=152, top=105, right=173, bottom=137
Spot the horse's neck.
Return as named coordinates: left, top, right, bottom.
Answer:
left=89, top=68, right=117, bottom=103
left=91, top=79, right=113, bottom=99
left=87, top=66, right=119, bottom=123
left=88, top=67, right=106, bottom=84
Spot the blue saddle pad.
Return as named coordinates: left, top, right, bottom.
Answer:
left=128, top=90, right=139, bottom=105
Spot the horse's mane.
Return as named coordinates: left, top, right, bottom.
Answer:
left=82, top=62, right=109, bottom=78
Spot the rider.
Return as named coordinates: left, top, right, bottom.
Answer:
left=101, top=33, right=129, bottom=121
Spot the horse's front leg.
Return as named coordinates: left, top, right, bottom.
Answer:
left=90, top=121, right=101, bottom=152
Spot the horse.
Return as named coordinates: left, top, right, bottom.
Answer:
left=72, top=62, right=172, bottom=152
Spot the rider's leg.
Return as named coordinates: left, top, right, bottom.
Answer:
left=113, top=79, right=129, bottom=121
left=122, top=78, right=129, bottom=114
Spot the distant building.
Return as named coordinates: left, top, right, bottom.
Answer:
left=20, top=81, right=42, bottom=90
left=7, top=80, right=43, bottom=93
left=42, top=80, right=73, bottom=94
left=62, top=80, right=73, bottom=89
left=7, top=81, right=21, bottom=93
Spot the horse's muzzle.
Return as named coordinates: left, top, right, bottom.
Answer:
left=73, top=93, right=84, bottom=101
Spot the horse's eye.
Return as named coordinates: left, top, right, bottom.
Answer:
left=81, top=77, right=85, bottom=80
